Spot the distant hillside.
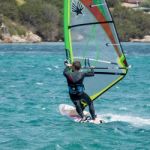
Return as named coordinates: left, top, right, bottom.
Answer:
left=107, top=0, right=150, bottom=41
left=0, top=0, right=63, bottom=42
left=0, top=0, right=149, bottom=42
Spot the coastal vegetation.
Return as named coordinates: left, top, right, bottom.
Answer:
left=0, top=0, right=149, bottom=42
left=0, top=0, right=62, bottom=42
left=111, top=3, right=150, bottom=41
left=140, top=0, right=150, bottom=7
left=107, top=0, right=150, bottom=41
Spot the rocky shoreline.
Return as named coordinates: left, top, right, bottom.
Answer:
left=0, top=22, right=149, bottom=43
left=0, top=18, right=42, bottom=43
left=0, top=35, right=150, bottom=43
left=130, top=35, right=150, bottom=42
left=0, top=13, right=149, bottom=43
left=0, top=31, right=42, bottom=43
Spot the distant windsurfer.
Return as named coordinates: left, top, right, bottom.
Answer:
left=63, top=60, right=97, bottom=122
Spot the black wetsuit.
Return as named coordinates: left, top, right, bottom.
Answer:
left=63, top=67, right=96, bottom=120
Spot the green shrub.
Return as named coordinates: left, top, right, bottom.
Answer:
left=106, top=0, right=123, bottom=7
left=140, top=0, right=150, bottom=7
left=112, top=4, right=150, bottom=41
left=3, top=16, right=27, bottom=35
left=0, top=1, right=19, bottom=21
left=18, top=0, right=60, bottom=40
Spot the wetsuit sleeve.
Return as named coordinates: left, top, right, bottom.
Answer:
left=63, top=67, right=71, bottom=77
left=84, top=68, right=94, bottom=77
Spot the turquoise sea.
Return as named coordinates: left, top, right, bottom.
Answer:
left=0, top=43, right=150, bottom=150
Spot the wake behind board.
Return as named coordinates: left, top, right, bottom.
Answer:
left=59, top=104, right=103, bottom=124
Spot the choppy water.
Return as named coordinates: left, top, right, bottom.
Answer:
left=0, top=42, right=150, bottom=150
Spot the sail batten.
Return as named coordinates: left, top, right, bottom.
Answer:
left=64, top=0, right=128, bottom=102
left=69, top=20, right=114, bottom=28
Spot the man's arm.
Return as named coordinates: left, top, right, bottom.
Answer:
left=63, top=60, right=72, bottom=77
left=63, top=66, right=71, bottom=77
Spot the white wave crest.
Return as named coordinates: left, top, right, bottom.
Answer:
left=54, top=65, right=59, bottom=69
left=99, top=113, right=150, bottom=127
left=47, top=67, right=52, bottom=71
left=36, top=82, right=43, bottom=85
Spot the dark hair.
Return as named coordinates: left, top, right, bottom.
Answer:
left=72, top=61, right=81, bottom=71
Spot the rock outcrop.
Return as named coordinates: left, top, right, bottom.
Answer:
left=130, top=35, right=150, bottom=42
left=0, top=14, right=42, bottom=43
left=25, top=32, right=41, bottom=43
left=1, top=32, right=42, bottom=43
left=10, top=32, right=42, bottom=43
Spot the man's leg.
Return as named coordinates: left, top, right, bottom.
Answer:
left=80, top=101, right=85, bottom=111
left=72, top=100, right=84, bottom=118
left=82, top=93, right=96, bottom=120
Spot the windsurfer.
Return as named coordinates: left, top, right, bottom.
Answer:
left=63, top=60, right=97, bottom=122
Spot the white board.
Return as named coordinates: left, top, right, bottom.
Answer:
left=59, top=104, right=103, bottom=124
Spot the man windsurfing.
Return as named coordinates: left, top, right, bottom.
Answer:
left=63, top=60, right=98, bottom=122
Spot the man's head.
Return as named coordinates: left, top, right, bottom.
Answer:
left=72, top=61, right=81, bottom=71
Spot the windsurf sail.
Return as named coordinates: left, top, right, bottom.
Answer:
left=64, top=0, right=128, bottom=104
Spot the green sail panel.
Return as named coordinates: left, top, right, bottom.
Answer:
left=64, top=0, right=128, bottom=101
